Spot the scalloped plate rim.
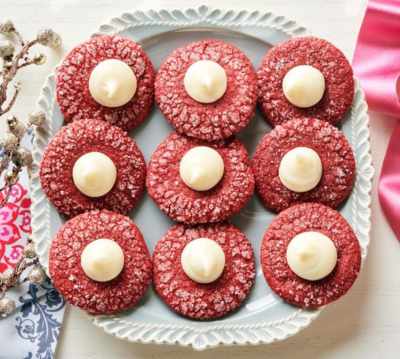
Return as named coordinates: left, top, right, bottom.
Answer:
left=30, top=5, right=374, bottom=351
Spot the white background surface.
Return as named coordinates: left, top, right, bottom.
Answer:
left=2, top=0, right=400, bottom=358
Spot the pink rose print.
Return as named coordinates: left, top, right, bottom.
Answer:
left=0, top=182, right=31, bottom=273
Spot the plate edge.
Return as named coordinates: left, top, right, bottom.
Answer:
left=29, top=5, right=373, bottom=351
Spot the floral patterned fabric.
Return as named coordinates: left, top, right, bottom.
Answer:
left=0, top=183, right=32, bottom=273
left=0, top=182, right=65, bottom=359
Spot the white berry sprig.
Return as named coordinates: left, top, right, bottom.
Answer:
left=0, top=20, right=61, bottom=205
left=0, top=20, right=61, bottom=316
left=0, top=239, right=46, bottom=318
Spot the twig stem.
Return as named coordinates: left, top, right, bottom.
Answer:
left=0, top=39, right=38, bottom=115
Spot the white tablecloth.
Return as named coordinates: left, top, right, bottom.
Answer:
left=2, top=1, right=400, bottom=358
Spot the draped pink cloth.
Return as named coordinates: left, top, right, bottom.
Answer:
left=353, top=0, right=400, bottom=240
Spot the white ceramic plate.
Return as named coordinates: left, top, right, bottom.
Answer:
left=30, top=5, right=373, bottom=350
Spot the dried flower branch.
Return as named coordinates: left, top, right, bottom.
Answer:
left=0, top=20, right=62, bottom=316
left=0, top=26, right=61, bottom=116
left=0, top=239, right=46, bottom=317
left=0, top=20, right=61, bottom=207
left=1, top=82, right=20, bottom=114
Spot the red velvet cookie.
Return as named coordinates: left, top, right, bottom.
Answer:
left=261, top=203, right=361, bottom=308
left=146, top=132, right=255, bottom=224
left=49, top=210, right=152, bottom=315
left=252, top=117, right=355, bottom=212
left=56, top=35, right=155, bottom=131
left=257, top=36, right=354, bottom=127
left=155, top=39, right=258, bottom=141
left=153, top=223, right=256, bottom=319
left=40, top=119, right=146, bottom=217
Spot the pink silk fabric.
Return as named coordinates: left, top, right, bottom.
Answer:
left=353, top=0, right=400, bottom=240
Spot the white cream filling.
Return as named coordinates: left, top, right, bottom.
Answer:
left=286, top=231, right=337, bottom=281
left=81, top=239, right=124, bottom=282
left=179, top=146, right=224, bottom=191
left=282, top=65, right=325, bottom=108
left=181, top=238, right=225, bottom=284
left=72, top=152, right=117, bottom=197
left=183, top=60, right=227, bottom=103
left=278, top=147, right=322, bottom=193
left=89, top=59, right=137, bottom=107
